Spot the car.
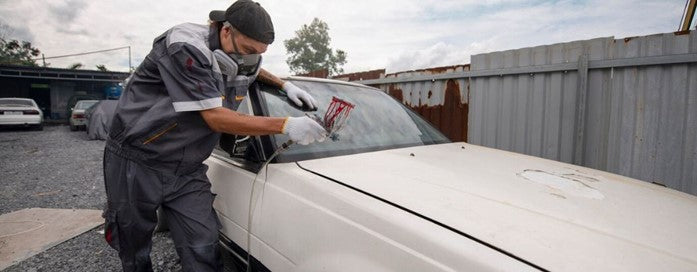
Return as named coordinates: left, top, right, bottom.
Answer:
left=69, top=100, right=99, bottom=131
left=203, top=77, right=697, bottom=272
left=0, top=97, right=43, bottom=130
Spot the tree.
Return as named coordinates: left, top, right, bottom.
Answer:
left=284, top=18, right=347, bottom=76
left=68, top=63, right=83, bottom=69
left=96, top=64, right=108, bottom=71
left=0, top=38, right=41, bottom=66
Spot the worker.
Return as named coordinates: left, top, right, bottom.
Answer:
left=102, top=1, right=326, bottom=271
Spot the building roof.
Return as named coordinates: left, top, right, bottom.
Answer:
left=0, top=64, right=130, bottom=83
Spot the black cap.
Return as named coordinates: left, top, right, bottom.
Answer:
left=209, top=0, right=275, bottom=44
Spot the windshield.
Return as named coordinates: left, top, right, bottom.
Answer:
left=0, top=99, right=34, bottom=107
left=260, top=80, right=450, bottom=162
left=75, top=100, right=98, bottom=110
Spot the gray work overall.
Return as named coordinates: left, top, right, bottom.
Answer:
left=103, top=23, right=259, bottom=272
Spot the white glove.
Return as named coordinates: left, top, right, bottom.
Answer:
left=283, top=82, right=318, bottom=110
left=282, top=116, right=327, bottom=145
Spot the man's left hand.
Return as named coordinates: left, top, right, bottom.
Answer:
left=283, top=82, right=318, bottom=110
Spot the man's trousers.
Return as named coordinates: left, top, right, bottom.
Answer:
left=103, top=148, right=223, bottom=272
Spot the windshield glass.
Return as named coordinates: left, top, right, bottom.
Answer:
left=76, top=100, right=98, bottom=110
left=0, top=99, right=33, bottom=107
left=260, top=80, right=450, bottom=162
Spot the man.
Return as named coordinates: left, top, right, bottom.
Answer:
left=102, top=1, right=326, bottom=271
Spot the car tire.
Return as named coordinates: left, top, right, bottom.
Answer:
left=34, top=124, right=43, bottom=131
left=154, top=206, right=169, bottom=232
left=70, top=124, right=77, bottom=131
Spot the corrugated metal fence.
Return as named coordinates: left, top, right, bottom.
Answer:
left=358, top=31, right=697, bottom=196
left=373, top=65, right=470, bottom=142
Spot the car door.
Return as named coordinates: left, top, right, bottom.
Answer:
left=206, top=93, right=268, bottom=269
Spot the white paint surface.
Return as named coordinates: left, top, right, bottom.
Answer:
left=518, top=169, right=605, bottom=199
left=298, top=143, right=697, bottom=271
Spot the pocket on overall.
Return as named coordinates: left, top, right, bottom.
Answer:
left=104, top=209, right=121, bottom=251
left=141, top=121, right=178, bottom=145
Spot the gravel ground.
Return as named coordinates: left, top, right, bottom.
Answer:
left=0, top=125, right=181, bottom=271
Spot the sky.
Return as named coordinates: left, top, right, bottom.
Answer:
left=0, top=0, right=690, bottom=76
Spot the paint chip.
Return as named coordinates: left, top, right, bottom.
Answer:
left=518, top=169, right=604, bottom=200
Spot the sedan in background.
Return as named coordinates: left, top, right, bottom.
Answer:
left=0, top=98, right=43, bottom=130
left=69, top=100, right=98, bottom=131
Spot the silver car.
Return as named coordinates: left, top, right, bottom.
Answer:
left=69, top=100, right=99, bottom=131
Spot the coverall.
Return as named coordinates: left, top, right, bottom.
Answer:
left=103, top=23, right=255, bottom=271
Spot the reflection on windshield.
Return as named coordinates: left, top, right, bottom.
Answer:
left=0, top=99, right=33, bottom=107
left=261, top=80, right=450, bottom=161
left=76, top=101, right=98, bottom=109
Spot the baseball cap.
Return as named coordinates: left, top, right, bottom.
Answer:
left=209, top=0, right=275, bottom=44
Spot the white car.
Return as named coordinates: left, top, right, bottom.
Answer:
left=69, top=100, right=99, bottom=131
left=205, top=77, right=697, bottom=272
left=0, top=98, right=43, bottom=130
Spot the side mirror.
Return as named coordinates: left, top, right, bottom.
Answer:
left=219, top=134, right=262, bottom=162
left=231, top=135, right=250, bottom=157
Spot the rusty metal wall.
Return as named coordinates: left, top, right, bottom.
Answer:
left=373, top=65, right=470, bottom=142
left=469, top=31, right=697, bottom=195
left=332, top=69, right=385, bottom=82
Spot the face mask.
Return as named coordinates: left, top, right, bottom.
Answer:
left=226, top=25, right=262, bottom=76
left=213, top=49, right=238, bottom=78
left=213, top=49, right=261, bottom=78
left=228, top=53, right=261, bottom=76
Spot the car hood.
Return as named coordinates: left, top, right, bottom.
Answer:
left=297, top=143, right=697, bottom=271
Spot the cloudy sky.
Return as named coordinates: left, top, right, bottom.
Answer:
left=0, top=0, right=689, bottom=75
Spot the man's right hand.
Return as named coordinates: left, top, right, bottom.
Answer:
left=283, top=116, right=328, bottom=145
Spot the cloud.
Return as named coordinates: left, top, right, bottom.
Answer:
left=387, top=42, right=466, bottom=72
left=0, top=19, right=34, bottom=42
left=0, top=0, right=687, bottom=74
left=48, top=0, right=87, bottom=24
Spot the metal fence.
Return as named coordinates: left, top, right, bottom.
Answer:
left=358, top=31, right=697, bottom=196
left=369, top=65, right=470, bottom=142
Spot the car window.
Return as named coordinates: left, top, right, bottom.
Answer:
left=260, top=80, right=450, bottom=162
left=0, top=99, right=34, bottom=107
left=76, top=101, right=98, bottom=110
left=213, top=97, right=260, bottom=163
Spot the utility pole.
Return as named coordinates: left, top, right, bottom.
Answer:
left=128, top=46, right=132, bottom=72
left=41, top=53, right=46, bottom=67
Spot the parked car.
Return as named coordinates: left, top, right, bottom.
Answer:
left=69, top=100, right=99, bottom=131
left=66, top=94, right=99, bottom=114
left=0, top=97, right=43, bottom=130
left=203, top=77, right=697, bottom=272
